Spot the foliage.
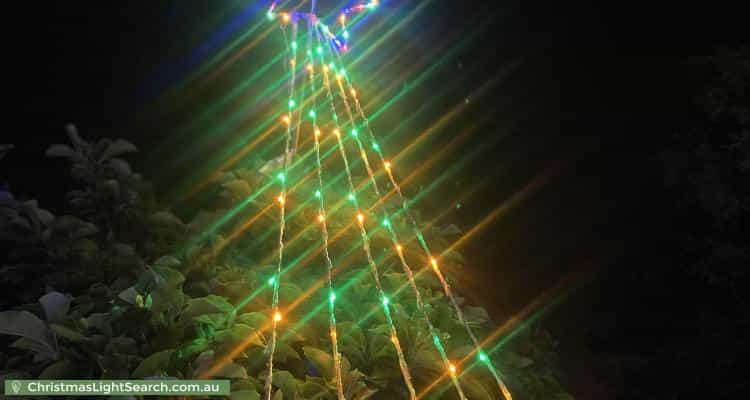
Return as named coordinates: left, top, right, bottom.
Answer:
left=0, top=129, right=573, bottom=399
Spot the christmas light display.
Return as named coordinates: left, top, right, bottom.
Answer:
left=261, top=2, right=513, bottom=399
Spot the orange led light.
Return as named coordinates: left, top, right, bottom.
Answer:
left=323, top=65, right=329, bottom=72
left=449, top=363, right=457, bottom=374
left=306, top=63, right=314, bottom=72
left=274, top=311, right=282, bottom=322
left=318, top=214, right=325, bottom=223
left=357, top=213, right=364, bottom=223
left=282, top=115, right=291, bottom=124
left=333, top=129, right=341, bottom=137
left=281, top=13, right=291, bottom=23
left=339, top=14, right=346, bottom=25
left=350, top=88, right=357, bottom=97
left=314, top=128, right=321, bottom=137
left=396, top=244, right=403, bottom=252
left=277, top=195, right=285, bottom=205
left=430, top=257, right=438, bottom=269
left=384, top=161, right=392, bottom=171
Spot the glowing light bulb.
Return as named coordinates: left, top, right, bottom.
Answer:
left=329, top=63, right=336, bottom=71
left=382, top=296, right=389, bottom=306
left=308, top=110, right=316, bottom=119
left=306, top=63, right=314, bottom=72
left=274, top=312, right=283, bottom=322
left=314, top=190, right=322, bottom=198
left=289, top=59, right=296, bottom=66
left=343, top=30, right=350, bottom=40
left=382, top=219, right=390, bottom=227
left=329, top=293, right=336, bottom=303
left=277, top=173, right=285, bottom=182
left=336, top=73, right=343, bottom=81
left=291, top=41, right=298, bottom=50
left=323, top=64, right=329, bottom=72
left=372, top=143, right=380, bottom=151
left=277, top=195, right=285, bottom=205
left=479, top=352, right=489, bottom=362
left=288, top=99, right=295, bottom=108
left=314, top=128, right=321, bottom=137
left=384, top=161, right=392, bottom=171
left=357, top=213, right=364, bottom=223
left=266, top=11, right=275, bottom=21
left=334, top=129, right=341, bottom=137
left=339, top=14, right=346, bottom=25
left=348, top=193, right=355, bottom=201
left=350, top=88, right=357, bottom=97
left=449, top=363, right=457, bottom=375
left=268, top=276, right=276, bottom=286
left=318, top=214, right=325, bottom=223
left=351, top=129, right=358, bottom=137
left=316, top=46, right=323, bottom=54
left=281, top=13, right=291, bottom=23
left=396, top=244, right=403, bottom=252
left=430, top=257, right=438, bottom=269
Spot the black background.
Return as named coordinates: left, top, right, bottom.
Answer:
left=1, top=1, right=746, bottom=397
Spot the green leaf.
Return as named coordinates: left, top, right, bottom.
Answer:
left=231, top=390, right=261, bottom=400
left=49, top=323, right=89, bottom=343
left=39, top=292, right=70, bottom=323
left=180, top=295, right=234, bottom=322
left=0, top=311, right=55, bottom=353
left=102, top=139, right=137, bottom=159
left=460, top=375, right=495, bottom=400
left=39, top=360, right=77, bottom=379
left=153, top=255, right=182, bottom=268
left=303, top=346, right=334, bottom=381
left=298, top=378, right=329, bottom=399
left=214, top=362, right=248, bottom=379
left=463, top=306, right=489, bottom=326
left=237, top=312, right=269, bottom=329
left=132, top=350, right=173, bottom=378
left=45, top=144, right=76, bottom=158
left=149, top=211, right=185, bottom=229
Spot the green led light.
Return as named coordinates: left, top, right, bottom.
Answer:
left=315, top=190, right=321, bottom=198
left=316, top=46, right=323, bottom=54
left=348, top=193, right=356, bottom=201
left=329, top=293, right=336, bottom=303
left=372, top=143, right=380, bottom=151
left=308, top=110, right=316, bottom=119
left=268, top=277, right=276, bottom=286
left=351, top=129, right=358, bottom=137
left=382, top=219, right=390, bottom=227
left=329, top=63, right=336, bottom=70
left=291, top=41, right=298, bottom=50
left=479, top=352, right=489, bottom=362
left=382, top=296, right=389, bottom=306
left=266, top=11, right=275, bottom=21
left=288, top=100, right=296, bottom=108
left=277, top=173, right=285, bottom=182
left=343, top=30, right=350, bottom=40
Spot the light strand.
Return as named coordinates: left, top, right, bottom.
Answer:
left=332, top=62, right=469, bottom=400
left=306, top=22, right=346, bottom=400
left=264, top=21, right=298, bottom=400
left=338, top=57, right=513, bottom=400
left=316, top=28, right=417, bottom=400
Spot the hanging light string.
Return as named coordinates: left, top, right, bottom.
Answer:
left=325, top=44, right=469, bottom=400
left=314, top=27, right=418, bottom=400
left=264, top=20, right=299, bottom=400
left=304, top=18, right=347, bottom=400
left=333, top=54, right=513, bottom=400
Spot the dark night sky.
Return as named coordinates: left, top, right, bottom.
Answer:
left=0, top=1, right=745, bottom=396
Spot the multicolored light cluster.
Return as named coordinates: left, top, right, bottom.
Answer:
left=261, top=2, right=513, bottom=400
